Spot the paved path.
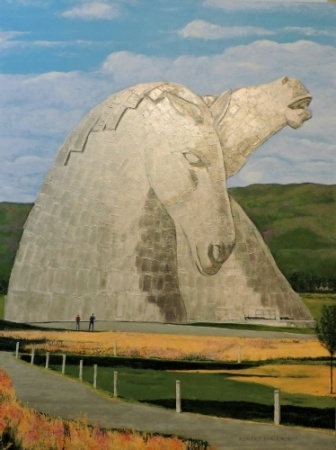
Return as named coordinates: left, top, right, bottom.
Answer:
left=0, top=351, right=334, bottom=450
left=28, top=320, right=315, bottom=339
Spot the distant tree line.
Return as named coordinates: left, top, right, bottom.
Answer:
left=288, top=273, right=336, bottom=293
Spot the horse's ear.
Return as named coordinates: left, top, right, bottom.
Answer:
left=202, top=95, right=217, bottom=107
left=209, top=90, right=232, bottom=126
left=166, top=92, right=204, bottom=124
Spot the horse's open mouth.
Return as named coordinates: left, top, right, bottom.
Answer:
left=288, top=94, right=312, bottom=111
left=286, top=94, right=312, bottom=129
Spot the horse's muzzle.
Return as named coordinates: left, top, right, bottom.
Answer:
left=201, top=242, right=234, bottom=275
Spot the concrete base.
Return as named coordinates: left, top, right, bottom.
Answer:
left=186, top=319, right=317, bottom=329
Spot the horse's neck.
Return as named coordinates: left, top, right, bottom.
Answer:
left=111, top=188, right=186, bottom=321
left=105, top=188, right=186, bottom=322
left=216, top=88, right=287, bottom=178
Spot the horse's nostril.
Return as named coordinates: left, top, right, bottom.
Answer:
left=212, top=245, right=221, bottom=262
left=202, top=242, right=234, bottom=275
left=209, top=242, right=234, bottom=266
left=209, top=244, right=227, bottom=263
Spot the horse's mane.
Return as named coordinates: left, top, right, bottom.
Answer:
left=56, top=82, right=207, bottom=167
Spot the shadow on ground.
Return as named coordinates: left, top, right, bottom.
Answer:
left=0, top=336, right=48, bottom=351
left=141, top=399, right=335, bottom=429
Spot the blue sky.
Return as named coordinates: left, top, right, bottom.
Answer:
left=0, top=0, right=335, bottom=202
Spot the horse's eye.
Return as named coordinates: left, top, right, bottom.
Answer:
left=183, top=152, right=203, bottom=166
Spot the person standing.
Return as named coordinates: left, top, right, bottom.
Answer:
left=75, top=314, right=81, bottom=330
left=89, top=313, right=95, bottom=331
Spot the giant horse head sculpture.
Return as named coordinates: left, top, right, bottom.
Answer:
left=5, top=82, right=235, bottom=323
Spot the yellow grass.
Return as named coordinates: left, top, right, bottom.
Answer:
left=184, top=364, right=335, bottom=397
left=0, top=329, right=329, bottom=361
left=228, top=364, right=334, bottom=397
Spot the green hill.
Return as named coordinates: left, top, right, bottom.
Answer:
left=229, top=183, right=336, bottom=291
left=0, top=183, right=335, bottom=294
left=0, top=202, right=32, bottom=293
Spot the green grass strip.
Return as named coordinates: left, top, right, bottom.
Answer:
left=46, top=363, right=335, bottom=430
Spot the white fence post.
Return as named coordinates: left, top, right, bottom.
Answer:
left=62, top=354, right=66, bottom=374
left=176, top=380, right=181, bottom=413
left=114, top=371, right=118, bottom=397
left=45, top=352, right=50, bottom=369
left=79, top=360, right=83, bottom=381
left=237, top=346, right=241, bottom=364
left=30, top=348, right=35, bottom=364
left=15, top=342, right=19, bottom=359
left=274, top=389, right=281, bottom=425
left=93, top=364, right=97, bottom=388
left=114, top=340, right=117, bottom=357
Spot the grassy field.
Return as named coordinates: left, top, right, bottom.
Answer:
left=45, top=362, right=335, bottom=429
left=230, top=183, right=336, bottom=280
left=2, top=289, right=335, bottom=431
left=301, top=293, right=336, bottom=322
left=1, top=327, right=329, bottom=361
left=229, top=364, right=334, bottom=397
left=0, top=202, right=32, bottom=291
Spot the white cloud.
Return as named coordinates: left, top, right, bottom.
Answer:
left=30, top=39, right=99, bottom=48
left=4, top=0, right=50, bottom=5
left=177, top=22, right=336, bottom=40
left=282, top=26, right=336, bottom=37
left=0, top=31, right=28, bottom=50
left=0, top=33, right=113, bottom=51
left=0, top=135, right=55, bottom=202
left=0, top=71, right=114, bottom=201
left=177, top=20, right=274, bottom=40
left=100, top=40, right=336, bottom=98
left=0, top=71, right=112, bottom=111
left=227, top=137, right=336, bottom=187
left=62, top=2, right=120, bottom=20
left=101, top=51, right=172, bottom=85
